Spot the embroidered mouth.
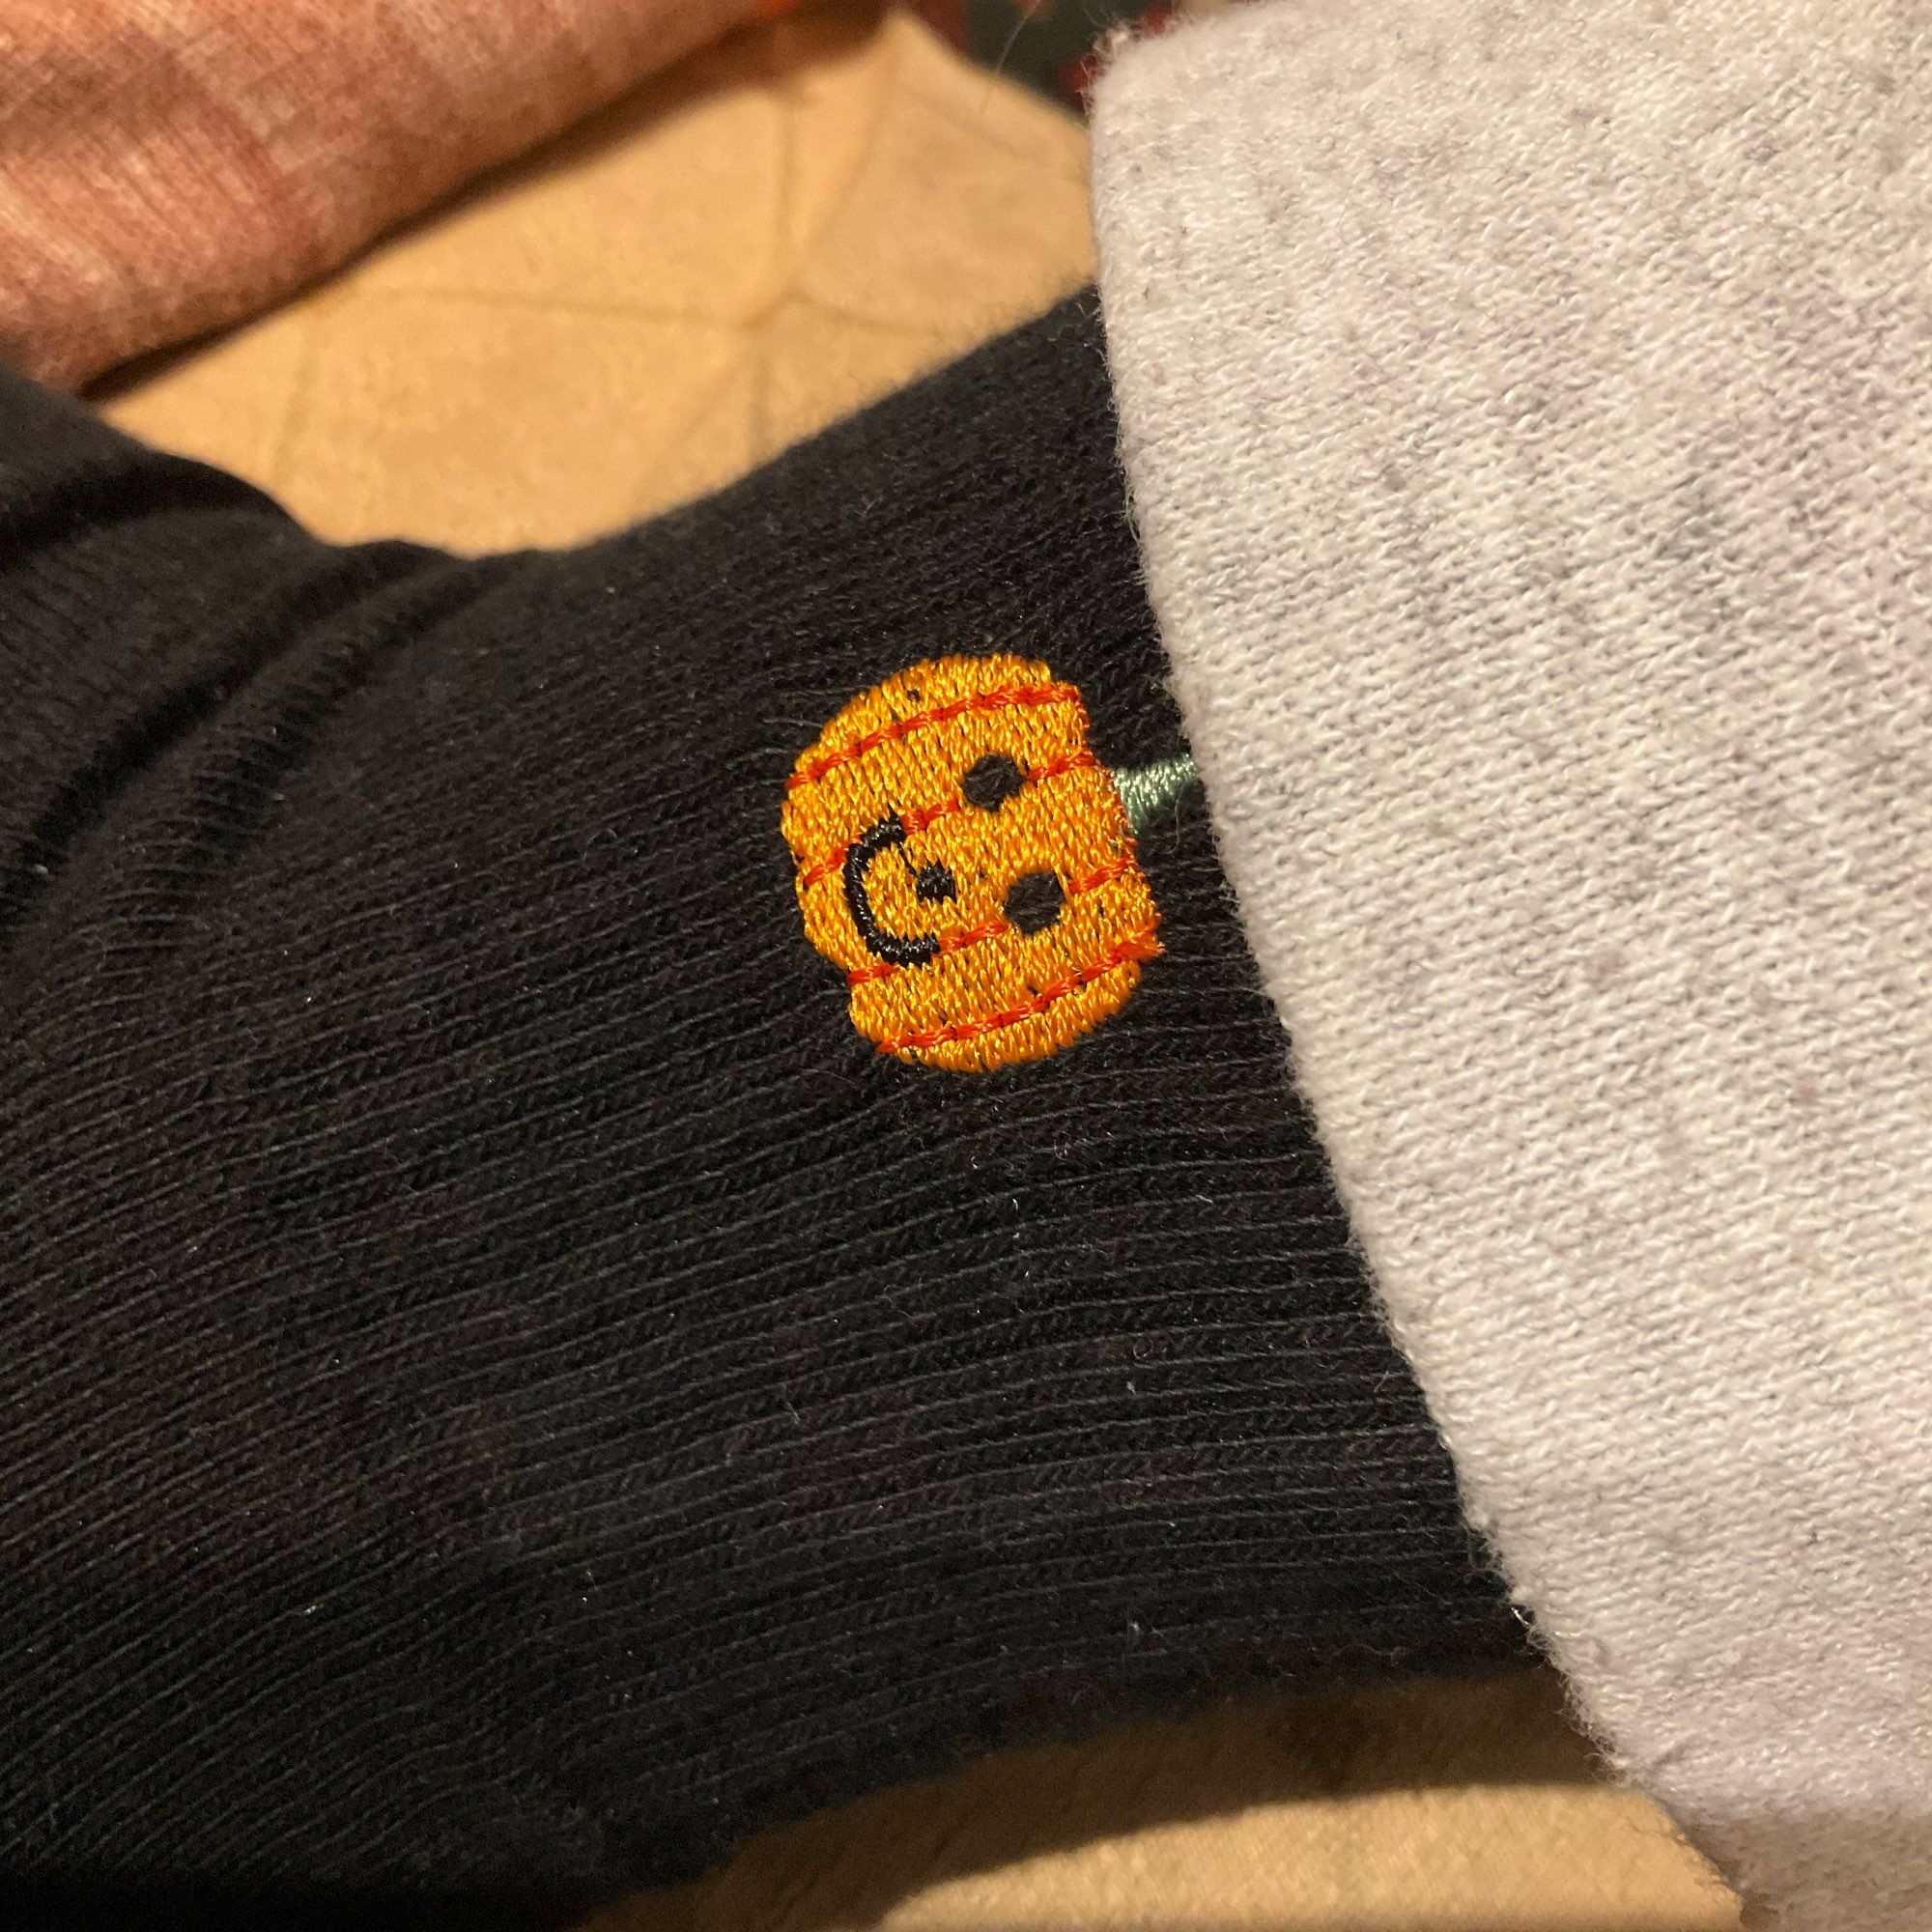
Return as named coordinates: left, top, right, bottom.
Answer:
left=841, top=813, right=941, bottom=969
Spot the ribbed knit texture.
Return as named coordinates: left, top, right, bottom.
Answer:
left=0, top=296, right=1521, bottom=1915
left=1093, top=7, right=1932, bottom=1926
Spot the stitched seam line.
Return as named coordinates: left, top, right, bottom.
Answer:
left=844, top=845, right=1142, bottom=988
left=847, top=916, right=1006, bottom=987
left=796, top=748, right=1098, bottom=890
left=875, top=923, right=1163, bottom=1055
left=787, top=683, right=1083, bottom=792
left=800, top=798, right=962, bottom=891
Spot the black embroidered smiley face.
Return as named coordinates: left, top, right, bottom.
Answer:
left=781, top=655, right=1163, bottom=1072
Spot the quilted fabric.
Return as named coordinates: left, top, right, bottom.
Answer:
left=97, top=3, right=1094, bottom=550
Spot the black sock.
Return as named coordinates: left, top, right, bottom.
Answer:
left=0, top=293, right=1525, bottom=1906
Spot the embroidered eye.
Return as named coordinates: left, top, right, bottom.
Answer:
left=960, top=753, right=1026, bottom=812
left=1003, top=869, right=1065, bottom=936
left=914, top=860, right=957, bottom=904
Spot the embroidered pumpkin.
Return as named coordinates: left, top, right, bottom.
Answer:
left=781, top=656, right=1164, bottom=1073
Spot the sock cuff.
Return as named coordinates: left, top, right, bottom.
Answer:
left=1093, top=7, right=1932, bottom=1923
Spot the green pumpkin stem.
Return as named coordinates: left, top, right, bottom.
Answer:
left=1110, top=752, right=1200, bottom=836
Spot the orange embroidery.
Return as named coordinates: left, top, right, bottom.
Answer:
left=787, top=680, right=1082, bottom=792
left=795, top=747, right=1100, bottom=890
left=875, top=924, right=1164, bottom=1057
left=843, top=844, right=1145, bottom=987
left=780, top=656, right=1164, bottom=1073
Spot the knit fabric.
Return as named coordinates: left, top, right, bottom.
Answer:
left=1092, top=5, right=1932, bottom=1926
left=0, top=0, right=754, bottom=388
left=0, top=296, right=1521, bottom=1913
